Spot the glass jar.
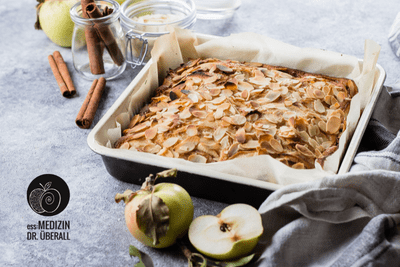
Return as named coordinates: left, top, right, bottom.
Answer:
left=120, top=0, right=196, bottom=68
left=70, top=0, right=127, bottom=80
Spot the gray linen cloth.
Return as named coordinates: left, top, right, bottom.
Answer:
left=251, top=88, right=400, bottom=266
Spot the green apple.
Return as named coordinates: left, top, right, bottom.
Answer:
left=37, top=0, right=78, bottom=47
left=188, top=203, right=263, bottom=261
left=115, top=169, right=194, bottom=248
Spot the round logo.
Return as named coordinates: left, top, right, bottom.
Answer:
left=27, top=174, right=70, bottom=216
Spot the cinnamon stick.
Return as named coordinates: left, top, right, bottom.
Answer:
left=81, top=0, right=105, bottom=74
left=85, top=3, right=124, bottom=66
left=75, top=77, right=106, bottom=129
left=48, top=51, right=76, bottom=97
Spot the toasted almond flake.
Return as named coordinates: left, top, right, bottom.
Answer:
left=227, top=142, right=240, bottom=158
left=217, top=64, right=234, bottom=73
left=308, top=138, right=319, bottom=149
left=314, top=89, right=325, bottom=99
left=324, top=95, right=333, bottom=105
left=326, top=116, right=341, bottom=134
left=188, top=154, right=207, bottom=163
left=144, top=127, right=157, bottom=140
left=163, top=137, right=179, bottom=148
left=214, top=127, right=228, bottom=141
left=278, top=126, right=297, bottom=138
left=318, top=121, right=326, bottom=132
left=210, top=96, right=227, bottom=105
left=308, top=125, right=320, bottom=137
left=143, top=144, right=162, bottom=154
left=175, top=136, right=199, bottom=153
left=119, top=142, right=130, bottom=150
left=190, top=109, right=208, bottom=118
left=292, top=162, right=305, bottom=169
left=266, top=90, right=281, bottom=102
left=237, top=81, right=254, bottom=91
left=314, top=99, right=325, bottom=113
left=186, top=125, right=198, bottom=136
left=130, top=132, right=146, bottom=140
left=230, top=115, right=247, bottom=125
left=188, top=93, right=199, bottom=103
left=209, top=88, right=221, bottom=96
left=129, top=121, right=150, bottom=133
left=249, top=75, right=271, bottom=86
left=180, top=107, right=192, bottom=119
left=241, top=90, right=249, bottom=99
left=299, top=131, right=310, bottom=142
left=214, top=108, right=224, bottom=119
left=128, top=114, right=141, bottom=128
left=270, top=139, right=283, bottom=152
left=240, top=140, right=260, bottom=149
left=235, top=128, right=246, bottom=143
left=296, top=144, right=315, bottom=157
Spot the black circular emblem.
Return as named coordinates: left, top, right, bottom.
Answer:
left=27, top=174, right=70, bottom=216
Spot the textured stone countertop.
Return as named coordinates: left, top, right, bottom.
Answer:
left=1, top=0, right=400, bottom=266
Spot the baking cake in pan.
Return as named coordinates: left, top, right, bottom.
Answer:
left=114, top=58, right=358, bottom=170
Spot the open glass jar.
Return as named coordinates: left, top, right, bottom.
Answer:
left=70, top=0, right=127, bottom=80
left=120, top=0, right=196, bottom=68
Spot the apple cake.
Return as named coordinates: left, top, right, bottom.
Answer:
left=114, top=58, right=358, bottom=169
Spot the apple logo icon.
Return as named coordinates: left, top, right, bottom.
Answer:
left=27, top=174, right=69, bottom=216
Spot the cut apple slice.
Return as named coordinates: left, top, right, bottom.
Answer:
left=188, top=203, right=263, bottom=261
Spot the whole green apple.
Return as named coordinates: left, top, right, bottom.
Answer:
left=37, top=0, right=78, bottom=47
left=115, top=169, right=194, bottom=248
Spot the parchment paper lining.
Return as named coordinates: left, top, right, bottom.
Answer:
left=106, top=28, right=380, bottom=186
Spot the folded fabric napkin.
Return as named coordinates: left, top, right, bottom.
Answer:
left=251, top=88, right=400, bottom=266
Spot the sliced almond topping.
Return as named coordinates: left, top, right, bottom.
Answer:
left=240, top=140, right=260, bottom=149
left=175, top=136, right=199, bottom=154
left=188, top=154, right=207, bottom=163
left=163, top=137, right=179, bottom=148
left=318, top=121, right=326, bottom=132
left=227, top=142, right=240, bottom=158
left=216, top=64, right=234, bottom=73
left=144, top=127, right=157, bottom=140
left=326, top=116, right=341, bottom=134
left=296, top=144, right=315, bottom=157
left=270, top=139, right=283, bottom=152
left=119, top=142, right=130, bottom=150
left=190, top=108, right=208, bottom=119
left=313, top=89, right=325, bottom=99
left=314, top=99, right=325, bottom=113
left=186, top=125, right=198, bottom=136
left=230, top=115, right=247, bottom=125
left=235, top=128, right=246, bottom=143
left=180, top=107, right=192, bottom=119
left=292, top=162, right=305, bottom=169
left=209, top=88, right=221, bottom=96
left=266, top=90, right=281, bottom=102
left=214, top=126, right=228, bottom=141
left=237, top=81, right=254, bottom=92
left=143, top=143, right=162, bottom=154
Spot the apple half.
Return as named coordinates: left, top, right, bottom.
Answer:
left=188, top=203, right=263, bottom=261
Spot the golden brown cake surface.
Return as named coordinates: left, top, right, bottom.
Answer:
left=115, top=58, right=358, bottom=169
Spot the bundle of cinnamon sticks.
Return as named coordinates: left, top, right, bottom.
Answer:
left=81, top=0, right=124, bottom=75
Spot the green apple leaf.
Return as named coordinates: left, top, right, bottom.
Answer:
left=137, top=194, right=169, bottom=246
left=129, top=245, right=154, bottom=267
left=115, top=189, right=137, bottom=204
